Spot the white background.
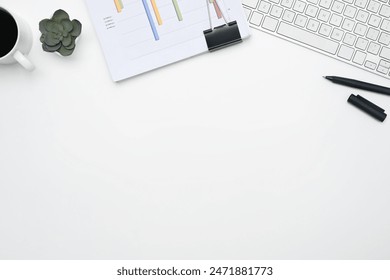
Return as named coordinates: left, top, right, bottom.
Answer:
left=0, top=0, right=389, bottom=259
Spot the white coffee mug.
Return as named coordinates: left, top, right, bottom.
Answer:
left=0, top=7, right=34, bottom=71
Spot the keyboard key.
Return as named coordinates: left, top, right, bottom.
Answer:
left=281, top=0, right=294, bottom=8
left=283, top=10, right=296, bottom=22
left=365, top=60, right=377, bottom=69
left=377, top=65, right=388, bottom=74
left=354, top=23, right=367, bottom=36
left=250, top=12, right=264, bottom=26
left=356, top=37, right=369, bottom=50
left=318, top=9, right=331, bottom=22
left=343, top=32, right=357, bottom=45
left=262, top=16, right=279, bottom=31
left=306, top=5, right=319, bottom=17
left=368, top=14, right=381, bottom=27
left=258, top=1, right=271, bottom=13
left=379, top=5, right=390, bottom=18
left=331, top=28, right=345, bottom=40
left=270, top=5, right=284, bottom=18
left=332, top=1, right=345, bottom=13
left=307, top=19, right=320, bottom=31
left=342, top=18, right=355, bottom=31
left=293, top=0, right=306, bottom=13
left=319, top=0, right=332, bottom=9
left=366, top=27, right=380, bottom=40
left=277, top=22, right=339, bottom=54
left=379, top=59, right=390, bottom=68
left=367, top=0, right=381, bottom=13
left=381, top=19, right=390, bottom=32
left=243, top=0, right=259, bottom=8
left=356, top=10, right=369, bottom=23
left=295, top=14, right=308, bottom=27
left=368, top=41, right=381, bottom=54
left=379, top=32, right=390, bottom=44
left=319, top=23, right=332, bottom=36
left=380, top=46, right=390, bottom=59
left=344, top=5, right=357, bottom=18
left=353, top=50, right=367, bottom=64
left=355, top=0, right=368, bottom=8
left=338, top=45, right=354, bottom=59
left=330, top=14, right=343, bottom=26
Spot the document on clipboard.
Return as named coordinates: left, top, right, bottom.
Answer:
left=85, top=0, right=250, bottom=81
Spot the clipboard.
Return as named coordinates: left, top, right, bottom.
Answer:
left=85, top=0, right=250, bottom=82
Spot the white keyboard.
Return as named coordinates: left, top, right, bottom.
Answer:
left=243, top=0, right=390, bottom=79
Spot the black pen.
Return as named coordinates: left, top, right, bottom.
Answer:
left=324, top=76, right=390, bottom=96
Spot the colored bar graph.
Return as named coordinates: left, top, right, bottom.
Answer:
left=212, top=0, right=223, bottom=19
left=172, top=0, right=183, bottom=21
left=150, top=0, right=163, bottom=25
left=142, top=0, right=160, bottom=41
left=114, top=0, right=123, bottom=13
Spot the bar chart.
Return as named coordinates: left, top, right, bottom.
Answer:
left=111, top=0, right=226, bottom=41
left=114, top=0, right=229, bottom=41
left=114, top=0, right=124, bottom=13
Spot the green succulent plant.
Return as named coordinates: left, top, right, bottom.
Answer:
left=39, top=9, right=82, bottom=56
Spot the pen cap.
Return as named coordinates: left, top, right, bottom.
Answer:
left=348, top=94, right=387, bottom=122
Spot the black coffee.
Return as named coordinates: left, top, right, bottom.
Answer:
left=0, top=8, right=18, bottom=58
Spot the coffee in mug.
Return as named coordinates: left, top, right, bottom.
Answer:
left=0, top=9, right=18, bottom=58
left=0, top=7, right=34, bottom=71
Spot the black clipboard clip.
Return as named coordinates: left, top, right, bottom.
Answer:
left=203, top=0, right=242, bottom=52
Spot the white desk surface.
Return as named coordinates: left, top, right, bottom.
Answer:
left=1, top=0, right=389, bottom=260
